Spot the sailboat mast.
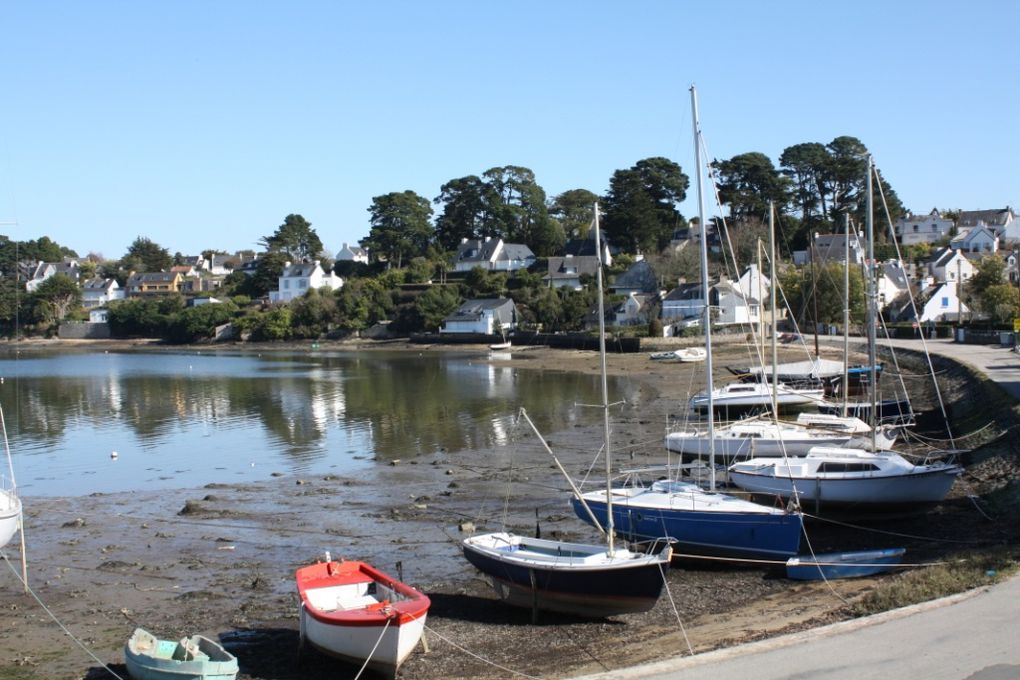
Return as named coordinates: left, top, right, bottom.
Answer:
left=866, top=155, right=878, bottom=451
left=690, top=85, right=715, bottom=491
left=769, top=203, right=778, bottom=420
left=592, top=203, right=615, bottom=556
left=842, top=213, right=850, bottom=418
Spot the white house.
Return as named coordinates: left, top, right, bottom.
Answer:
left=612, top=293, right=655, bottom=327
left=793, top=232, right=864, bottom=266
left=453, top=237, right=536, bottom=273
left=25, top=258, right=80, bottom=292
left=543, top=255, right=599, bottom=290
left=898, top=282, right=969, bottom=323
left=737, top=263, right=770, bottom=302
left=958, top=207, right=1016, bottom=242
left=89, top=308, right=109, bottom=323
left=875, top=260, right=910, bottom=309
left=268, top=261, right=343, bottom=303
left=895, top=209, right=955, bottom=246
left=440, top=298, right=518, bottom=334
left=928, top=247, right=975, bottom=284
left=712, top=279, right=760, bottom=326
left=660, top=282, right=704, bottom=321
left=950, top=225, right=998, bottom=254
left=336, top=242, right=369, bottom=264
left=661, top=279, right=758, bottom=326
left=81, top=278, right=124, bottom=309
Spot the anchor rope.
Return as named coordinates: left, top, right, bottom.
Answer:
left=352, top=615, right=391, bottom=680
left=659, top=561, right=695, bottom=656
left=423, top=624, right=543, bottom=679
left=0, top=550, right=128, bottom=680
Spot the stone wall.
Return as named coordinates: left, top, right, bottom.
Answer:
left=58, top=322, right=111, bottom=339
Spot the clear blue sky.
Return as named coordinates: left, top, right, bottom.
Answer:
left=1, top=1, right=1017, bottom=260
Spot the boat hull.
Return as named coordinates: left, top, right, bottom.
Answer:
left=124, top=629, right=238, bottom=680
left=299, top=604, right=426, bottom=677
left=0, top=488, right=21, bottom=549
left=665, top=431, right=851, bottom=459
left=295, top=560, right=430, bottom=677
left=572, top=494, right=802, bottom=561
left=728, top=465, right=962, bottom=504
left=786, top=548, right=906, bottom=580
left=461, top=533, right=668, bottom=618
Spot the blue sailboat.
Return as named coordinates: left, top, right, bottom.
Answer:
left=572, top=85, right=803, bottom=562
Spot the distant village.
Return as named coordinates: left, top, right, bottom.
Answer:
left=5, top=206, right=1020, bottom=343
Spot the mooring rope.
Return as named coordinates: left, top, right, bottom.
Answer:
left=1, top=550, right=128, bottom=680
left=659, top=561, right=695, bottom=655
left=423, top=623, right=544, bottom=679
left=352, top=615, right=391, bottom=680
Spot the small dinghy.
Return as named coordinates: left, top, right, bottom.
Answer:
left=124, top=628, right=238, bottom=680
left=786, top=548, right=906, bottom=581
left=296, top=557, right=430, bottom=678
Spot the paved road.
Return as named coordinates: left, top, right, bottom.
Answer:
left=572, top=338, right=1020, bottom=680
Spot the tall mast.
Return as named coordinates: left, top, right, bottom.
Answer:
left=866, top=155, right=878, bottom=451
left=842, top=213, right=850, bottom=418
left=592, top=202, right=614, bottom=555
left=690, top=85, right=715, bottom=491
left=769, top=203, right=778, bottom=420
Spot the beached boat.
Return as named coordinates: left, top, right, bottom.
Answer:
left=124, top=628, right=238, bottom=680
left=728, top=446, right=963, bottom=505
left=649, top=347, right=706, bottom=363
left=0, top=405, right=21, bottom=549
left=462, top=531, right=671, bottom=617
left=664, top=413, right=897, bottom=461
left=786, top=548, right=906, bottom=580
left=0, top=484, right=19, bottom=549
left=463, top=205, right=672, bottom=619
left=489, top=340, right=512, bottom=351
left=689, top=381, right=825, bottom=412
left=296, top=557, right=430, bottom=678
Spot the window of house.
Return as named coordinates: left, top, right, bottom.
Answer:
left=299, top=280, right=307, bottom=289
left=284, top=280, right=290, bottom=289
left=941, top=297, right=949, bottom=308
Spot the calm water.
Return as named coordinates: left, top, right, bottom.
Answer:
left=0, top=348, right=630, bottom=496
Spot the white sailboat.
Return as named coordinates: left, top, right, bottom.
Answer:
left=0, top=405, right=22, bottom=549
left=727, top=156, right=962, bottom=506
left=462, top=204, right=671, bottom=619
left=571, top=86, right=803, bottom=561
left=670, top=205, right=896, bottom=460
left=689, top=381, right=824, bottom=411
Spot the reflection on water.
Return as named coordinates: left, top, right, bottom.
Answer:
left=0, top=349, right=633, bottom=496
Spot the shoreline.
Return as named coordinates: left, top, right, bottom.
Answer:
left=0, top=340, right=1017, bottom=679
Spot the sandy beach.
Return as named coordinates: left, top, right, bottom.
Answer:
left=0, top=337, right=1017, bottom=679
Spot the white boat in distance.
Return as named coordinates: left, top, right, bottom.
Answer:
left=649, top=347, right=707, bottom=363
left=665, top=413, right=898, bottom=460
left=689, top=381, right=824, bottom=411
left=728, top=446, right=963, bottom=505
